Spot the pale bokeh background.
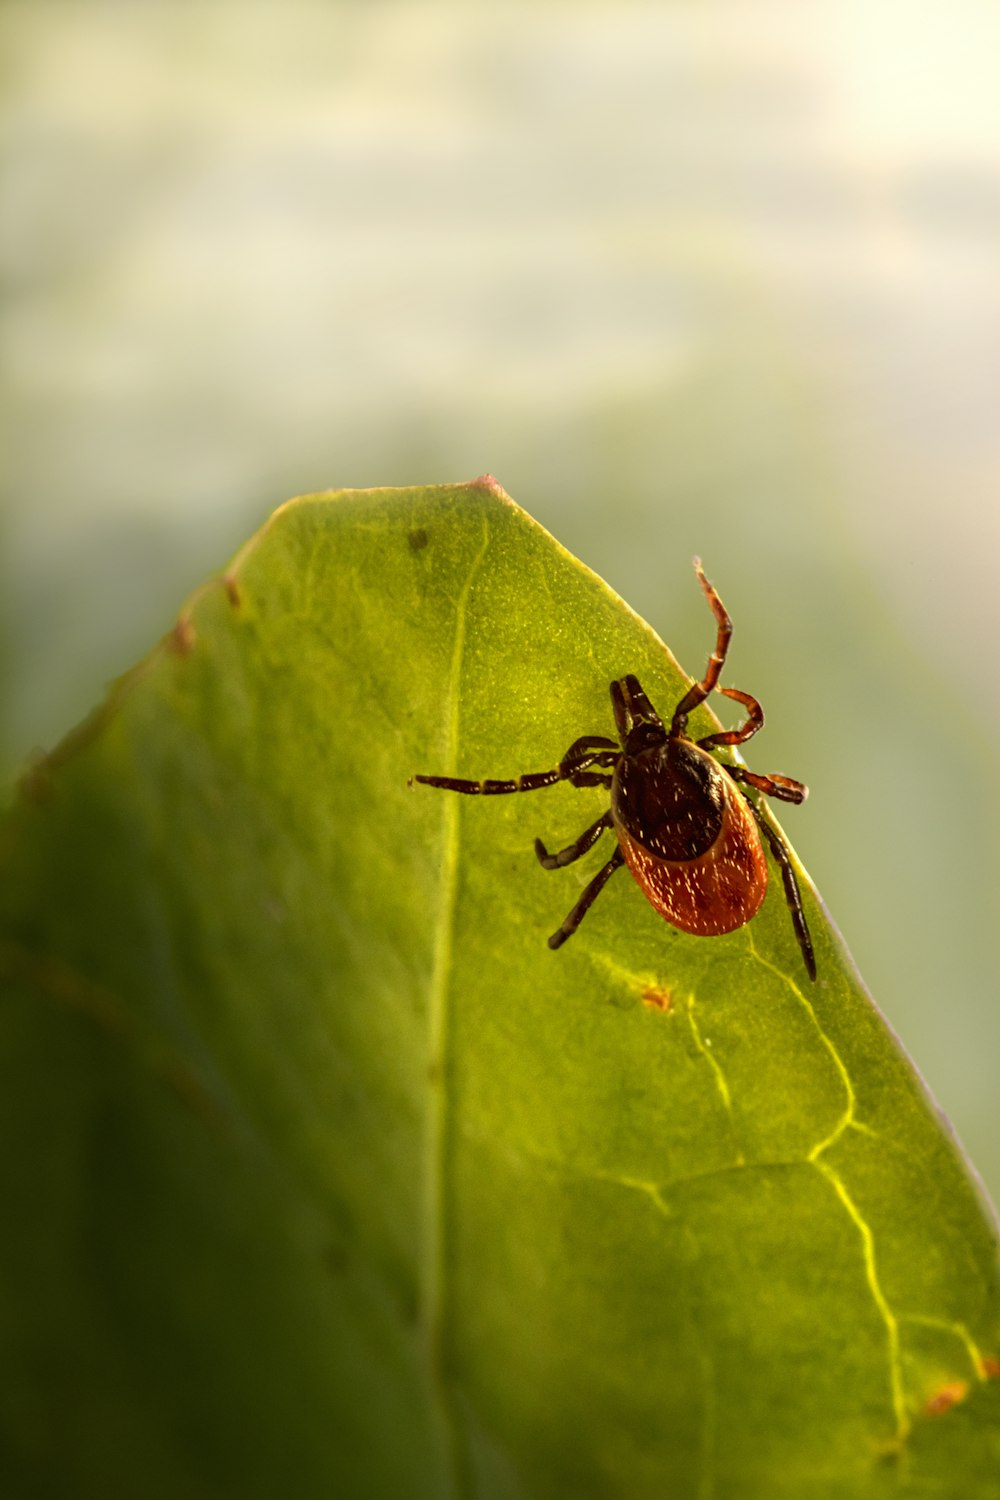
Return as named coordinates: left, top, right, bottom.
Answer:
left=3, top=2, right=1000, bottom=1198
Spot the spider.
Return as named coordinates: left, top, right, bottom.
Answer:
left=414, top=558, right=815, bottom=980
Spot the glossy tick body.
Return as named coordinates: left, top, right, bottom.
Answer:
left=415, top=559, right=816, bottom=980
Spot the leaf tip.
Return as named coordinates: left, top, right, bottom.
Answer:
left=470, top=472, right=509, bottom=499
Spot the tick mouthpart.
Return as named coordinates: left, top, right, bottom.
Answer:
left=612, top=674, right=664, bottom=732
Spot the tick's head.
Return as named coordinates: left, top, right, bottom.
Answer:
left=611, top=675, right=668, bottom=755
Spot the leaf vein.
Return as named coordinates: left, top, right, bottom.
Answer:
left=686, top=992, right=744, bottom=1166
left=421, top=518, right=491, bottom=1498
left=902, top=1314, right=991, bottom=1382
left=745, top=929, right=857, bottom=1159
left=813, top=1158, right=909, bottom=1443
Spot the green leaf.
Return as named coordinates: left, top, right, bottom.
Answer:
left=2, top=479, right=998, bottom=1500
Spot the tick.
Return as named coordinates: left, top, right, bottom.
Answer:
left=414, top=558, right=815, bottom=980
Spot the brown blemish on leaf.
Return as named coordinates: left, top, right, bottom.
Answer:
left=982, top=1357, right=1000, bottom=1379
left=923, top=1380, right=969, bottom=1417
left=873, top=1436, right=904, bottom=1466
left=17, top=752, right=54, bottom=806
left=167, top=616, right=196, bottom=655
left=160, top=1056, right=224, bottom=1127
left=0, top=940, right=125, bottom=1035
left=642, top=986, right=673, bottom=1013
left=222, top=573, right=242, bottom=607
left=408, top=527, right=429, bottom=553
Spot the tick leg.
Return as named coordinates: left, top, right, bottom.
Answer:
left=727, top=764, right=808, bottom=805
left=671, top=558, right=733, bottom=737
left=413, top=769, right=566, bottom=794
left=698, top=686, right=764, bottom=749
left=559, top=736, right=618, bottom=788
left=412, top=736, right=618, bottom=796
left=535, top=811, right=613, bottom=870
left=560, top=735, right=619, bottom=765
left=743, top=797, right=816, bottom=981
left=547, top=846, right=625, bottom=949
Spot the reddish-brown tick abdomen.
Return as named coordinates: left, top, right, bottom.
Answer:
left=611, top=738, right=768, bottom=936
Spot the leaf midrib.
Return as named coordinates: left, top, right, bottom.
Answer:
left=420, top=517, right=491, bottom=1498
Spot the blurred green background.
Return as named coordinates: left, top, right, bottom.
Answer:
left=3, top=1, right=999, bottom=1204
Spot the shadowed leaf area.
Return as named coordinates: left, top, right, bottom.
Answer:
left=1, top=481, right=998, bottom=1500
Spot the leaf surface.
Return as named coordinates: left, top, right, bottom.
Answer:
left=1, top=480, right=998, bottom=1499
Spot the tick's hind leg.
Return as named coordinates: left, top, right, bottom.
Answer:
left=547, top=846, right=625, bottom=950
left=535, top=811, right=612, bottom=870
left=743, top=797, right=816, bottom=981
left=727, top=763, right=808, bottom=805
